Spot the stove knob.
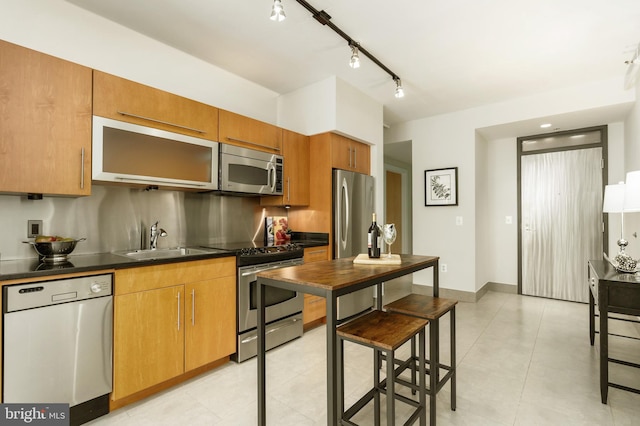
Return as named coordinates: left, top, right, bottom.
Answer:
left=90, top=283, right=103, bottom=294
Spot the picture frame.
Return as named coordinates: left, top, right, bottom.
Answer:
left=425, top=167, right=458, bottom=206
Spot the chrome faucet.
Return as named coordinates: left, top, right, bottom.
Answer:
left=149, top=221, right=167, bottom=250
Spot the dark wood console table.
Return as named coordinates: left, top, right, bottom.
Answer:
left=256, top=254, right=439, bottom=425
left=588, top=260, right=640, bottom=403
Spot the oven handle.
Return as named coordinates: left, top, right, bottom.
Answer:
left=240, top=317, right=301, bottom=344
left=241, top=263, right=299, bottom=276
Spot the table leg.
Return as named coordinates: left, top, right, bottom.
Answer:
left=589, top=289, right=595, bottom=346
left=433, top=260, right=439, bottom=298
left=430, top=319, right=439, bottom=426
left=599, top=289, right=609, bottom=404
left=258, top=282, right=267, bottom=425
left=326, top=294, right=338, bottom=425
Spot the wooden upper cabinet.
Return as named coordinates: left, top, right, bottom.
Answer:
left=93, top=71, right=218, bottom=141
left=261, top=129, right=310, bottom=207
left=330, top=133, right=370, bottom=174
left=0, top=40, right=92, bottom=196
left=218, top=109, right=282, bottom=153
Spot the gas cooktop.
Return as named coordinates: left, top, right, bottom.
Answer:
left=201, top=241, right=303, bottom=266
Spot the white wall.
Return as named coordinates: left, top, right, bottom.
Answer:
left=475, top=132, right=490, bottom=291
left=485, top=137, right=519, bottom=286
left=622, top=84, right=640, bottom=258
left=386, top=77, right=635, bottom=294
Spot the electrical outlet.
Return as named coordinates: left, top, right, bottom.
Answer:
left=441, top=264, right=448, bottom=273
left=27, top=220, right=43, bottom=238
left=505, top=216, right=513, bottom=224
left=455, top=216, right=463, bottom=226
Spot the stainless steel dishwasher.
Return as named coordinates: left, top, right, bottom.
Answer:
left=3, top=273, right=113, bottom=425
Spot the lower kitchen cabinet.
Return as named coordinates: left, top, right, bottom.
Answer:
left=113, top=286, right=184, bottom=399
left=302, top=246, right=329, bottom=327
left=112, top=257, right=236, bottom=402
left=185, top=277, right=236, bottom=372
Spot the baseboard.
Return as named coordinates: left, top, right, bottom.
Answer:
left=411, top=281, right=517, bottom=303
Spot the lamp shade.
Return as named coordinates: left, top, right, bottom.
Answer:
left=603, top=182, right=625, bottom=213
left=624, top=171, right=640, bottom=212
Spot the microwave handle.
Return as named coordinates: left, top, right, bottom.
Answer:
left=268, top=163, right=276, bottom=193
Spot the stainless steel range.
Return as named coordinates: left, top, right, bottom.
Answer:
left=203, top=242, right=304, bottom=362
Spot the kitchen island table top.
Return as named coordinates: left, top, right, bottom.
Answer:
left=257, top=254, right=439, bottom=295
left=256, top=254, right=439, bottom=425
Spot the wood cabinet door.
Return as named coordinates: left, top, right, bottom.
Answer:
left=330, top=134, right=353, bottom=171
left=93, top=71, right=218, bottom=141
left=302, top=246, right=328, bottom=325
left=330, top=134, right=370, bottom=174
left=353, top=142, right=370, bottom=174
left=184, top=276, right=236, bottom=371
left=0, top=40, right=92, bottom=196
left=218, top=109, right=282, bottom=153
left=261, top=129, right=309, bottom=207
left=112, top=286, right=184, bottom=400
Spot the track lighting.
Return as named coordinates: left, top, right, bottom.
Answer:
left=270, top=0, right=286, bottom=22
left=394, top=77, right=404, bottom=98
left=349, top=43, right=360, bottom=69
left=275, top=0, right=405, bottom=98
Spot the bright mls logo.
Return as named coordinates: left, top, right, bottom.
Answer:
left=0, top=404, right=69, bottom=426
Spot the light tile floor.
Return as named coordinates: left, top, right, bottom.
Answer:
left=88, top=289, right=640, bottom=425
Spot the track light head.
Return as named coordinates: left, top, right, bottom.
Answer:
left=349, top=44, right=360, bottom=69
left=270, top=0, right=286, bottom=22
left=394, top=77, right=405, bottom=98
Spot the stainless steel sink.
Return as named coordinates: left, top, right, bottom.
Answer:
left=113, top=247, right=227, bottom=261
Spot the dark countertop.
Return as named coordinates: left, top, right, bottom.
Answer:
left=0, top=250, right=235, bottom=282
left=0, top=232, right=329, bottom=282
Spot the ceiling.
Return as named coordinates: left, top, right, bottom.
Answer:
left=66, top=0, right=640, bottom=162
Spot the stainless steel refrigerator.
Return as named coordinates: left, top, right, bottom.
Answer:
left=333, top=169, right=375, bottom=321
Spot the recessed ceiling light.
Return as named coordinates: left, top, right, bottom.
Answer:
left=540, top=123, right=552, bottom=128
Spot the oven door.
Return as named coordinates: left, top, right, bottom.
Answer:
left=220, top=145, right=282, bottom=195
left=238, top=259, right=304, bottom=333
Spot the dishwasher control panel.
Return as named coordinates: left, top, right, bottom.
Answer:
left=4, top=274, right=113, bottom=313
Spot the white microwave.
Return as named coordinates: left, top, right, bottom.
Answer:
left=219, top=144, right=283, bottom=195
left=92, top=116, right=219, bottom=190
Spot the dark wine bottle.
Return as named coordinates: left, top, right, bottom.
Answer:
left=368, top=213, right=381, bottom=258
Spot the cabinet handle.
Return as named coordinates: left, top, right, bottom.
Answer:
left=191, top=289, right=195, bottom=326
left=117, top=111, right=206, bottom=134
left=177, top=291, right=181, bottom=331
left=348, top=147, right=352, bottom=168
left=80, top=147, right=85, bottom=189
left=353, top=148, right=357, bottom=169
left=224, top=136, right=281, bottom=152
left=287, top=177, right=291, bottom=201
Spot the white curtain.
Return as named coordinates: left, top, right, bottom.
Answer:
left=521, top=148, right=603, bottom=302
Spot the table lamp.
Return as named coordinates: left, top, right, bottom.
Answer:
left=603, top=181, right=636, bottom=272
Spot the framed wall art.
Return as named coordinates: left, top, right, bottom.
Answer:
left=425, top=167, right=458, bottom=206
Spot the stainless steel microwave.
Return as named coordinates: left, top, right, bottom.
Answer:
left=219, top=144, right=283, bottom=195
left=92, top=116, right=219, bottom=190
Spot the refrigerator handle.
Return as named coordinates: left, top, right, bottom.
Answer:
left=341, top=177, right=349, bottom=251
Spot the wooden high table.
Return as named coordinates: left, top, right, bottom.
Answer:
left=256, top=254, right=439, bottom=425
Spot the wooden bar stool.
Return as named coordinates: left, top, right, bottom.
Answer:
left=384, top=294, right=458, bottom=426
left=337, top=310, right=429, bottom=426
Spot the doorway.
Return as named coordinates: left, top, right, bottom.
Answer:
left=385, top=170, right=403, bottom=253
left=518, top=126, right=607, bottom=303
